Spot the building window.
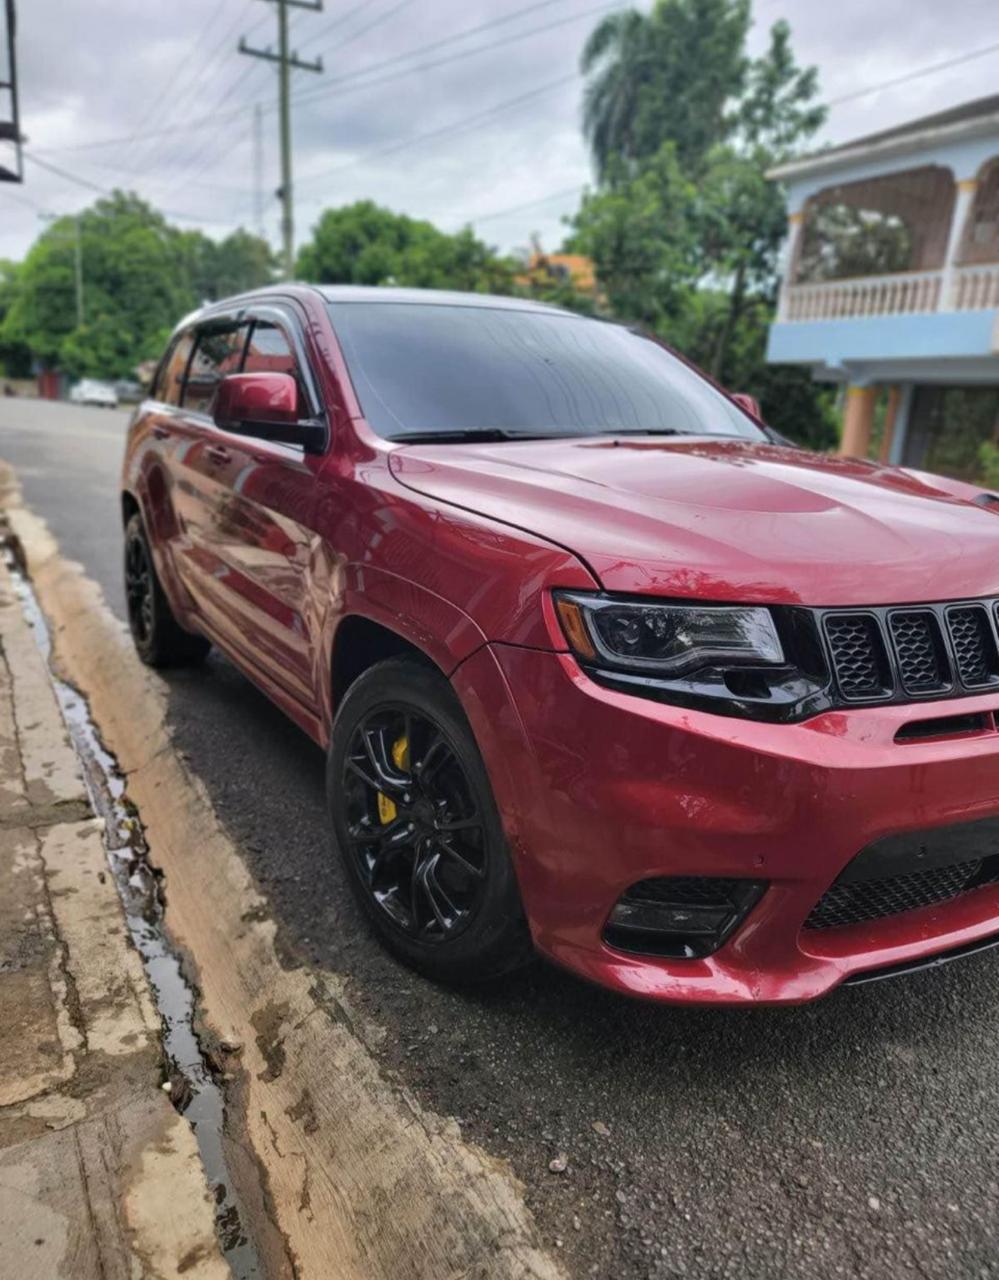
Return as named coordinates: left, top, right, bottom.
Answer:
left=959, top=158, right=999, bottom=266
left=796, top=166, right=955, bottom=283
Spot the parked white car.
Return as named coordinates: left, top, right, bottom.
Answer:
left=69, top=379, right=119, bottom=408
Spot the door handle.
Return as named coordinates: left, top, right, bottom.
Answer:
left=206, top=445, right=231, bottom=466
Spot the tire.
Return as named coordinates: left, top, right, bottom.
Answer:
left=124, top=512, right=210, bottom=667
left=327, top=657, right=534, bottom=984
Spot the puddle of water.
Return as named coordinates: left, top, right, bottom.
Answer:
left=5, top=550, right=262, bottom=1279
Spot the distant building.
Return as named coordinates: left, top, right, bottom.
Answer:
left=519, top=252, right=597, bottom=294
left=767, top=95, right=999, bottom=480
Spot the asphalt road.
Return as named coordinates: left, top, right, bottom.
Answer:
left=3, top=396, right=998, bottom=1280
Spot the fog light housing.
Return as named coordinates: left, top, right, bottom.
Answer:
left=604, top=877, right=767, bottom=959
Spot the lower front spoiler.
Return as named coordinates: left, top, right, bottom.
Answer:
left=844, top=928, right=999, bottom=986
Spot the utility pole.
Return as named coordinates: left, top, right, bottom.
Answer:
left=240, top=0, right=323, bottom=280
left=252, top=102, right=264, bottom=239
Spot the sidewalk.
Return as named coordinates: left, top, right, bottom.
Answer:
left=0, top=546, right=227, bottom=1279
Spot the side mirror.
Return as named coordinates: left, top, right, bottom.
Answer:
left=731, top=392, right=763, bottom=421
left=213, top=373, right=326, bottom=453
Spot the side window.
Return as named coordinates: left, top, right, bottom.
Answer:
left=243, top=320, right=306, bottom=414
left=183, top=323, right=249, bottom=415
left=157, top=331, right=195, bottom=407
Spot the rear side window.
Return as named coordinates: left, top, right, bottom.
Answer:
left=183, top=323, right=250, bottom=415
left=156, top=331, right=195, bottom=407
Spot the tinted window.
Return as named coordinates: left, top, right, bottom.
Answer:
left=327, top=302, right=761, bottom=441
left=243, top=320, right=306, bottom=415
left=183, top=322, right=249, bottom=414
left=157, top=331, right=195, bottom=407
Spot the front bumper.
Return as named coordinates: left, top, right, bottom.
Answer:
left=452, top=643, right=999, bottom=1004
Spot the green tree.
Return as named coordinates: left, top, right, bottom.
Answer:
left=181, top=227, right=277, bottom=302
left=297, top=201, right=515, bottom=293
left=0, top=259, right=31, bottom=377
left=581, top=0, right=750, bottom=180
left=0, top=193, right=276, bottom=380
left=567, top=144, right=699, bottom=326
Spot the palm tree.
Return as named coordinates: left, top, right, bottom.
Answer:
left=580, top=9, right=650, bottom=184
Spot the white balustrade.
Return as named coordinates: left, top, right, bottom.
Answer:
left=779, top=262, right=999, bottom=323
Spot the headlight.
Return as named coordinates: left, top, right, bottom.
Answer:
left=554, top=592, right=785, bottom=677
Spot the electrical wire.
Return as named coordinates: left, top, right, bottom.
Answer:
left=827, top=38, right=999, bottom=107
left=23, top=152, right=233, bottom=226
left=286, top=0, right=615, bottom=110
left=295, top=71, right=576, bottom=191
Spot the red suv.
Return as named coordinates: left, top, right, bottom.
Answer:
left=121, top=285, right=999, bottom=1004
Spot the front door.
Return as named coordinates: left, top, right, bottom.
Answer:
left=199, top=311, right=324, bottom=715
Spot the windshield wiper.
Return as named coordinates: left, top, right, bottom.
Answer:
left=386, top=428, right=570, bottom=444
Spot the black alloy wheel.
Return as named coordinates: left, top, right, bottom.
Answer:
left=328, top=658, right=533, bottom=982
left=123, top=512, right=210, bottom=667
left=342, top=707, right=487, bottom=942
left=124, top=527, right=155, bottom=650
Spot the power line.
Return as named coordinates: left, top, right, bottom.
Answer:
left=30, top=103, right=256, bottom=155
left=150, top=56, right=272, bottom=203
left=462, top=183, right=586, bottom=228
left=22, top=151, right=233, bottom=226
left=308, top=0, right=396, bottom=45
left=323, top=0, right=421, bottom=54
left=827, top=38, right=999, bottom=107
left=287, top=0, right=618, bottom=111
left=120, top=0, right=234, bottom=163
left=126, top=7, right=273, bottom=174
left=295, top=72, right=576, bottom=192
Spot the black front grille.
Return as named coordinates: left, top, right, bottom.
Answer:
left=945, top=605, right=999, bottom=687
left=807, top=858, right=999, bottom=929
left=823, top=613, right=889, bottom=699
left=820, top=596, right=999, bottom=707
left=888, top=610, right=949, bottom=694
left=623, top=876, right=746, bottom=905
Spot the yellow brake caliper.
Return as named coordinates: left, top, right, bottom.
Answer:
left=377, top=734, right=409, bottom=825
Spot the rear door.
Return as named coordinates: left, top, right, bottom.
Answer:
left=196, top=306, right=325, bottom=713
left=165, top=316, right=252, bottom=655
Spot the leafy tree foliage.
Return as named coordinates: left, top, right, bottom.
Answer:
left=582, top=0, right=750, bottom=180
left=573, top=5, right=832, bottom=444
left=0, top=192, right=275, bottom=380
left=296, top=201, right=515, bottom=293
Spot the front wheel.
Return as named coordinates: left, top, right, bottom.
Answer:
left=327, top=657, right=533, bottom=984
left=124, top=512, right=210, bottom=667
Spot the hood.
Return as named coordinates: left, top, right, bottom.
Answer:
left=389, top=437, right=999, bottom=606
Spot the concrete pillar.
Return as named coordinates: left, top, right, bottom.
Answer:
left=939, top=177, right=978, bottom=310
left=776, top=210, right=806, bottom=322
left=839, top=385, right=878, bottom=458
left=879, top=386, right=902, bottom=463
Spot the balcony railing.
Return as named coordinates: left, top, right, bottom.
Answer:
left=779, top=262, right=999, bottom=322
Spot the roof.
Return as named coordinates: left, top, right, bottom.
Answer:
left=769, top=92, right=999, bottom=183
left=315, top=284, right=571, bottom=313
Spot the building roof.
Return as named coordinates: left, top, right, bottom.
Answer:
left=769, top=93, right=999, bottom=183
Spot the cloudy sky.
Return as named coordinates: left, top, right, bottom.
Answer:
left=2, top=0, right=998, bottom=264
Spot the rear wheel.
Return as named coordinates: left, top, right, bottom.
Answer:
left=327, top=657, right=533, bottom=983
left=124, top=512, right=209, bottom=667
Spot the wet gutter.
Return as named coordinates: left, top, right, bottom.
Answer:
left=4, top=545, right=263, bottom=1280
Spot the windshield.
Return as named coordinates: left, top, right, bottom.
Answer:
left=327, top=301, right=763, bottom=442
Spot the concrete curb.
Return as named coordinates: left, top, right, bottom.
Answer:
left=0, top=542, right=228, bottom=1278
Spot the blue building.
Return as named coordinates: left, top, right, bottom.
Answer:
left=767, top=94, right=999, bottom=479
